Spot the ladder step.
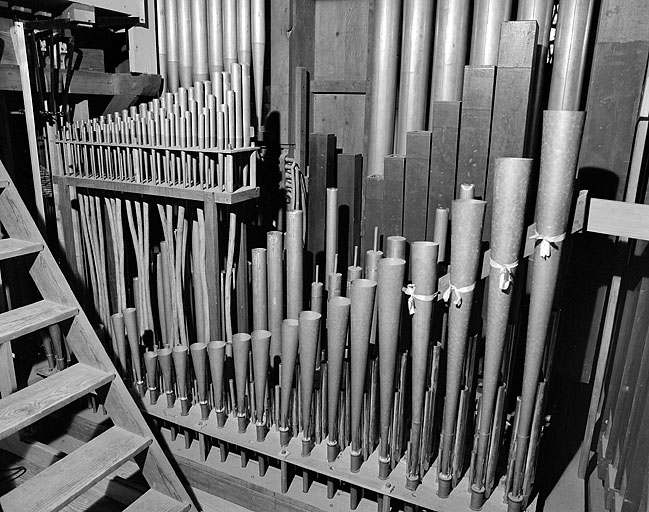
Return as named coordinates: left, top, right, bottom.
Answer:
left=0, top=237, right=43, bottom=261
left=0, top=299, right=78, bottom=344
left=0, top=179, right=8, bottom=189
left=0, top=363, right=114, bottom=441
left=123, top=489, right=191, bottom=512
left=0, top=426, right=152, bottom=512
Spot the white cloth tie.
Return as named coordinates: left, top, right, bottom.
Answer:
left=402, top=284, right=437, bottom=315
left=442, top=282, right=476, bottom=308
left=530, top=230, right=566, bottom=259
left=489, top=258, right=519, bottom=291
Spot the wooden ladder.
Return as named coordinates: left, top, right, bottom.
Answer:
left=0, top=164, right=195, bottom=511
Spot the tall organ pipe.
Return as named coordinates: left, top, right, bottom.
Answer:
left=365, top=0, right=403, bottom=177
left=394, top=0, right=435, bottom=154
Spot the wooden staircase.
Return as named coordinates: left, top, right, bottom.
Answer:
left=0, top=164, right=194, bottom=511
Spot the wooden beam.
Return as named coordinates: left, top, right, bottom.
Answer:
left=587, top=199, right=649, bottom=240
left=383, top=155, right=405, bottom=238
left=337, top=153, right=363, bottom=270
left=0, top=65, right=162, bottom=97
left=403, top=131, right=432, bottom=243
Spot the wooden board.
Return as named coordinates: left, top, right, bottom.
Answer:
left=587, top=199, right=649, bottom=240
left=427, top=101, right=461, bottom=240
left=0, top=426, right=151, bottom=512
left=0, top=363, right=113, bottom=440
left=312, top=94, right=366, bottom=154
left=483, top=21, right=537, bottom=239
left=307, top=133, right=336, bottom=279
left=124, top=489, right=190, bottom=512
left=337, top=153, right=363, bottom=269
left=383, top=155, right=406, bottom=238
left=140, top=398, right=535, bottom=512
left=455, top=66, right=496, bottom=199
left=403, top=131, right=432, bottom=243
left=0, top=237, right=42, bottom=261
left=0, top=299, right=78, bottom=344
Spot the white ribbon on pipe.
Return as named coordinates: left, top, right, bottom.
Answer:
left=530, top=230, right=566, bottom=259
left=402, top=284, right=437, bottom=315
left=442, top=282, right=476, bottom=308
left=489, top=258, right=518, bottom=291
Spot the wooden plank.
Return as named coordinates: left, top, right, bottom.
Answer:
left=307, top=133, right=336, bottom=278
left=0, top=299, right=78, bottom=344
left=293, top=67, right=310, bottom=171
left=269, top=0, right=292, bottom=145
left=312, top=94, right=365, bottom=154
left=0, top=363, right=113, bottom=440
left=0, top=237, right=42, bottom=261
left=140, top=400, right=534, bottom=512
left=403, top=131, right=432, bottom=243
left=0, top=64, right=162, bottom=96
left=0, top=179, right=8, bottom=189
left=310, top=80, right=368, bottom=94
left=124, top=489, right=190, bottom=512
left=361, top=175, right=384, bottom=256
left=337, top=153, right=363, bottom=270
left=426, top=101, right=461, bottom=240
left=383, top=155, right=405, bottom=238
left=455, top=66, right=496, bottom=199
left=164, top=432, right=375, bottom=512
left=0, top=162, right=196, bottom=508
left=0, top=426, right=151, bottom=512
left=483, top=21, right=537, bottom=239
left=0, top=341, right=17, bottom=397
left=587, top=199, right=649, bottom=240
left=52, top=175, right=260, bottom=205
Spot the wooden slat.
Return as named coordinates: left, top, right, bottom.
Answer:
left=0, top=363, right=113, bottom=440
left=455, top=66, right=496, bottom=199
left=0, top=300, right=78, bottom=344
left=0, top=179, right=8, bottom=189
left=0, top=237, right=42, bottom=261
left=361, top=175, right=384, bottom=255
left=427, top=101, right=461, bottom=240
left=587, top=199, right=649, bottom=240
left=337, top=153, right=363, bottom=269
left=383, top=155, right=405, bottom=238
left=403, top=131, right=432, bottom=242
left=0, top=426, right=151, bottom=512
left=123, top=489, right=190, bottom=512
left=52, top=175, right=259, bottom=205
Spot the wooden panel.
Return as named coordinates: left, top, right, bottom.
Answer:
left=587, top=199, right=649, bottom=240
left=337, top=153, right=363, bottom=269
left=427, top=101, right=461, bottom=240
left=0, top=299, right=78, bottom=344
left=311, top=80, right=368, bottom=94
left=313, top=0, right=369, bottom=81
left=403, top=131, right=432, bottom=243
left=312, top=94, right=366, bottom=155
left=383, top=155, right=405, bottom=238
left=483, top=21, right=537, bottom=239
left=455, top=66, right=496, bottom=199
left=123, top=489, right=190, bottom=512
left=0, top=363, right=113, bottom=440
left=0, top=426, right=151, bottom=512
left=0, top=237, right=42, bottom=261
left=307, top=133, right=336, bottom=278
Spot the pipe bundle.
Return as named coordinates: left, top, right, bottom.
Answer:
left=159, top=0, right=265, bottom=130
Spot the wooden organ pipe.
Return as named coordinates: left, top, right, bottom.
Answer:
left=178, top=0, right=193, bottom=88
left=191, top=0, right=209, bottom=82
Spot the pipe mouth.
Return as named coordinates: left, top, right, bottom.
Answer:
left=251, top=330, right=272, bottom=342
left=207, top=340, right=226, bottom=350
left=387, top=235, right=406, bottom=243
left=123, top=307, right=136, bottom=315
left=283, top=318, right=299, bottom=328
left=143, top=351, right=158, bottom=361
left=329, top=296, right=351, bottom=307
left=379, top=257, right=406, bottom=268
left=494, top=156, right=534, bottom=163
left=233, top=332, right=252, bottom=344
left=353, top=278, right=377, bottom=289
left=453, top=198, right=487, bottom=205
left=299, top=311, right=322, bottom=322
left=111, top=312, right=124, bottom=320
left=252, top=247, right=267, bottom=256
left=172, top=345, right=188, bottom=355
left=158, top=347, right=173, bottom=357
left=411, top=241, right=438, bottom=249
left=190, top=342, right=207, bottom=352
